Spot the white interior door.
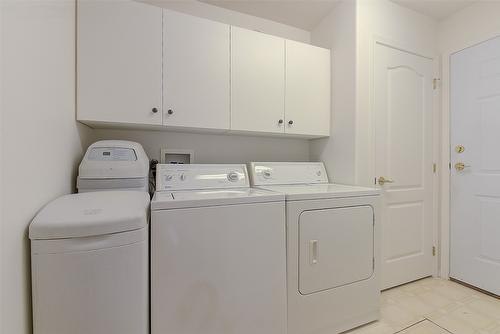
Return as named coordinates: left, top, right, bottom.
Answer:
left=450, top=36, right=500, bottom=296
left=374, top=43, right=434, bottom=290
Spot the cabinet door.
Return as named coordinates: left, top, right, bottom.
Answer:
left=77, top=0, right=162, bottom=126
left=285, top=40, right=331, bottom=137
left=163, top=10, right=230, bottom=131
left=231, top=27, right=285, bottom=134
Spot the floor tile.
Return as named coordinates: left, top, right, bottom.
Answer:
left=380, top=303, right=424, bottom=331
left=468, top=296, right=500, bottom=321
left=345, top=320, right=395, bottom=334
left=398, top=320, right=450, bottom=334
left=343, top=277, right=500, bottom=334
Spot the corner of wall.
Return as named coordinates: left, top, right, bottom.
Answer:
left=309, top=0, right=358, bottom=184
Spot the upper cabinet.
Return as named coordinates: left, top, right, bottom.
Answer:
left=231, top=27, right=285, bottom=134
left=76, top=1, right=331, bottom=138
left=285, top=40, right=331, bottom=137
left=77, top=0, right=163, bottom=126
left=163, top=10, right=230, bottom=131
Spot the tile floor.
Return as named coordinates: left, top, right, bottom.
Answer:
left=345, top=278, right=500, bottom=334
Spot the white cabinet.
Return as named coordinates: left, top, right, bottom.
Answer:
left=231, top=29, right=331, bottom=138
left=77, top=0, right=162, bottom=126
left=285, top=40, right=331, bottom=137
left=77, top=2, right=330, bottom=138
left=163, top=10, right=230, bottom=131
left=231, top=27, right=285, bottom=134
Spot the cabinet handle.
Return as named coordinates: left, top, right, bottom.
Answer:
left=278, top=119, right=284, bottom=124
left=167, top=109, right=174, bottom=115
left=288, top=120, right=294, bottom=125
left=152, top=107, right=158, bottom=113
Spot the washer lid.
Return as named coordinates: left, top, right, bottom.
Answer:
left=151, top=188, right=284, bottom=210
left=257, top=184, right=380, bottom=201
left=29, top=191, right=150, bottom=240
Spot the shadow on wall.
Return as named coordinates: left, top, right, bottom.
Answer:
left=89, top=128, right=311, bottom=164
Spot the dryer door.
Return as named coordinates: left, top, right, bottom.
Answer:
left=298, top=206, right=374, bottom=295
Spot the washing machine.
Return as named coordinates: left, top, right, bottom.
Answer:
left=249, top=162, right=381, bottom=334
left=151, top=164, right=287, bottom=334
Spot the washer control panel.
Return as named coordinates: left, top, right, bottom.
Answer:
left=249, top=162, right=328, bottom=186
left=156, top=164, right=249, bottom=191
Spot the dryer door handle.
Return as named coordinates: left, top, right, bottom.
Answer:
left=310, top=240, right=319, bottom=265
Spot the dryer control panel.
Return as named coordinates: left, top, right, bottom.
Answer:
left=249, top=162, right=328, bottom=186
left=156, top=164, right=249, bottom=191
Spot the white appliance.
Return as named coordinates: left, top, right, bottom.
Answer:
left=77, top=140, right=150, bottom=192
left=29, top=191, right=150, bottom=334
left=249, top=162, right=381, bottom=334
left=151, top=164, right=287, bottom=334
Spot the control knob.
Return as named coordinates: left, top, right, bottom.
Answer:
left=227, top=172, right=239, bottom=182
left=262, top=170, right=272, bottom=179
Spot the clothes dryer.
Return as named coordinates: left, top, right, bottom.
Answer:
left=249, top=162, right=381, bottom=334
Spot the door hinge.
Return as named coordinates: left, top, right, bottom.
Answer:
left=432, top=246, right=437, bottom=256
left=449, top=162, right=452, bottom=170
left=373, top=257, right=375, bottom=269
left=433, top=78, right=441, bottom=90
left=433, top=163, right=437, bottom=173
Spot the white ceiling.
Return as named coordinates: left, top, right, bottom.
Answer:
left=391, top=0, right=477, bottom=20
left=198, top=0, right=340, bottom=31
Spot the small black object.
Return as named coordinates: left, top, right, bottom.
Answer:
left=150, top=159, right=159, bottom=170
left=167, top=109, right=174, bottom=115
left=278, top=119, right=284, bottom=124
left=288, top=120, right=294, bottom=125
left=152, top=107, right=158, bottom=113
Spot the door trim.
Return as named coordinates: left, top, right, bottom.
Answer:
left=440, top=31, right=500, bottom=279
left=370, top=36, right=440, bottom=279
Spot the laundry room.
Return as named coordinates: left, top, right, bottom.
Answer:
left=1, top=1, right=500, bottom=334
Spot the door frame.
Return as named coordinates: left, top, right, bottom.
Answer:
left=440, top=31, right=500, bottom=279
left=370, top=36, right=440, bottom=278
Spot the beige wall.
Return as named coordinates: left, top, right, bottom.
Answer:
left=0, top=2, right=4, bottom=328
left=438, top=1, right=500, bottom=54
left=92, top=129, right=310, bottom=164
left=141, top=0, right=310, bottom=43
left=1, top=1, right=92, bottom=333
left=309, top=0, right=357, bottom=184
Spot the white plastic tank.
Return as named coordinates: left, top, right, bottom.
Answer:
left=77, top=140, right=150, bottom=193
left=29, top=191, right=150, bottom=334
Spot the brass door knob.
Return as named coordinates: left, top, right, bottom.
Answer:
left=455, top=162, right=470, bottom=171
left=378, top=176, right=394, bottom=186
left=455, top=145, right=465, bottom=153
